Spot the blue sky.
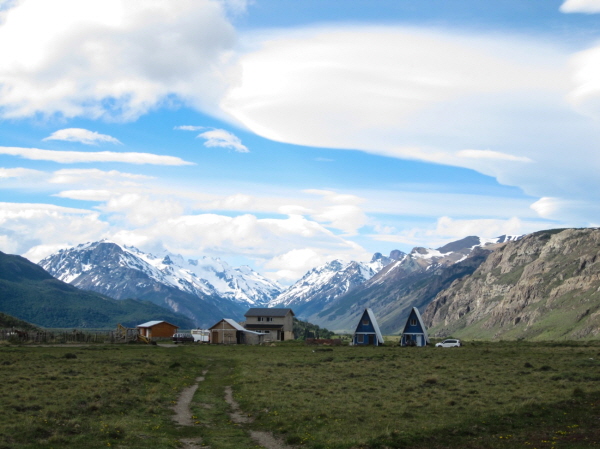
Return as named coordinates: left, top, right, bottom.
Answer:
left=1, top=0, right=600, bottom=283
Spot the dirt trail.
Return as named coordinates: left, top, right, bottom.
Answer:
left=224, top=385, right=295, bottom=449
left=172, top=370, right=208, bottom=449
left=172, top=370, right=294, bottom=449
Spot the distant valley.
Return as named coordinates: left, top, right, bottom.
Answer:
left=3, top=228, right=599, bottom=340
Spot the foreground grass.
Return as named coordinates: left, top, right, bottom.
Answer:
left=0, top=344, right=207, bottom=448
left=1, top=340, right=599, bottom=448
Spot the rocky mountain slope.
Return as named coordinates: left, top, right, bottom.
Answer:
left=0, top=250, right=195, bottom=329
left=280, top=235, right=517, bottom=334
left=39, top=241, right=282, bottom=327
left=423, top=228, right=600, bottom=340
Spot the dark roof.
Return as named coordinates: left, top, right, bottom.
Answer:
left=244, top=308, right=294, bottom=317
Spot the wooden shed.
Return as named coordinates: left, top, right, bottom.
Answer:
left=136, top=320, right=178, bottom=339
left=352, top=308, right=384, bottom=346
left=209, top=319, right=265, bottom=345
left=400, top=307, right=429, bottom=347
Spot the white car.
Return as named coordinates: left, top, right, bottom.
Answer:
left=435, top=339, right=461, bottom=348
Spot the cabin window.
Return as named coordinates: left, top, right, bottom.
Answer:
left=410, top=319, right=417, bottom=326
left=362, top=319, right=369, bottom=325
left=357, top=334, right=364, bottom=343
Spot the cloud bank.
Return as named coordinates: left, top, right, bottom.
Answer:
left=0, top=0, right=244, bottom=120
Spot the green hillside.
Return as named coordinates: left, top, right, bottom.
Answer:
left=0, top=311, right=38, bottom=330
left=0, top=251, right=195, bottom=329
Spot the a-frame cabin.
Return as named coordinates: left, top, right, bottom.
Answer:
left=400, top=307, right=429, bottom=347
left=352, top=308, right=384, bottom=346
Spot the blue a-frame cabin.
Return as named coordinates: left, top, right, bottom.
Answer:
left=352, top=308, right=384, bottom=346
left=400, top=307, right=429, bottom=347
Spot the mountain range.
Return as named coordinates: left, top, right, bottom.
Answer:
left=0, top=250, right=195, bottom=329
left=39, top=240, right=282, bottom=327
left=5, top=229, right=598, bottom=340
left=277, top=235, right=520, bottom=333
left=33, top=235, right=522, bottom=333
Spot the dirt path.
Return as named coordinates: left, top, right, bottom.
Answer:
left=224, top=385, right=296, bottom=449
left=172, top=371, right=294, bottom=449
left=172, top=370, right=208, bottom=449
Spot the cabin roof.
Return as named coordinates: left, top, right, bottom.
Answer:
left=402, top=307, right=429, bottom=344
left=354, top=308, right=384, bottom=344
left=244, top=308, right=294, bottom=318
left=211, top=318, right=263, bottom=335
left=136, top=320, right=177, bottom=328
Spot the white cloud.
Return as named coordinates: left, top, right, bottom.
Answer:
left=567, top=45, right=600, bottom=118
left=54, top=190, right=113, bottom=201
left=371, top=216, right=548, bottom=249
left=0, top=202, right=109, bottom=261
left=0, top=0, right=243, bottom=120
left=0, top=146, right=193, bottom=165
left=0, top=167, right=43, bottom=178
left=197, top=128, right=249, bottom=152
left=49, top=168, right=152, bottom=186
left=221, top=25, right=600, bottom=226
left=560, top=0, right=600, bottom=13
left=222, top=26, right=564, bottom=151
left=175, top=125, right=206, bottom=131
left=456, top=149, right=532, bottom=163
left=529, top=196, right=598, bottom=221
left=43, top=128, right=121, bottom=145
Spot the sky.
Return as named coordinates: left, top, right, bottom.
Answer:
left=1, top=0, right=600, bottom=284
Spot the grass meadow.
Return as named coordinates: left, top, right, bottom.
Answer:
left=0, top=339, right=599, bottom=448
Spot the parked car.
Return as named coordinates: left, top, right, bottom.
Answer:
left=435, top=339, right=461, bottom=348
left=172, top=333, right=194, bottom=344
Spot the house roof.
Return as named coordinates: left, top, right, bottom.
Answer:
left=210, top=318, right=263, bottom=336
left=136, top=320, right=177, bottom=328
left=402, top=307, right=429, bottom=344
left=353, top=308, right=384, bottom=344
left=366, top=308, right=385, bottom=344
left=244, top=308, right=294, bottom=317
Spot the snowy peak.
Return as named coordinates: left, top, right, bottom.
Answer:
left=268, top=258, right=377, bottom=309
left=40, top=241, right=282, bottom=307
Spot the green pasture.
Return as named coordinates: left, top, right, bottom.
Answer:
left=0, top=340, right=599, bottom=448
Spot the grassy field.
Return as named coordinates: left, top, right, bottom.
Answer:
left=1, top=340, right=599, bottom=448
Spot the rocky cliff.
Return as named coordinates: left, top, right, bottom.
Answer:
left=423, top=228, right=600, bottom=340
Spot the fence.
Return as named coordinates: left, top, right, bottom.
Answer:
left=0, top=328, right=109, bottom=344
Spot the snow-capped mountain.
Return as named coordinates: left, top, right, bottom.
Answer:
left=277, top=235, right=521, bottom=333
left=39, top=240, right=282, bottom=326
left=268, top=251, right=404, bottom=318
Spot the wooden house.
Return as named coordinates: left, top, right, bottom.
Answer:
left=209, top=318, right=265, bottom=345
left=136, top=320, right=178, bottom=339
left=400, top=307, right=429, bottom=347
left=243, top=308, right=295, bottom=341
left=352, top=308, right=384, bottom=346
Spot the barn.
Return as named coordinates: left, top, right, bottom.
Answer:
left=136, top=320, right=178, bottom=339
left=209, top=318, right=265, bottom=345
left=352, top=308, right=384, bottom=346
left=400, top=307, right=429, bottom=347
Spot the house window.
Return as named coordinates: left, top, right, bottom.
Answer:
left=362, top=319, right=369, bottom=325
left=257, top=317, right=273, bottom=322
left=266, top=317, right=273, bottom=322
left=357, top=334, right=364, bottom=343
left=410, top=319, right=417, bottom=326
